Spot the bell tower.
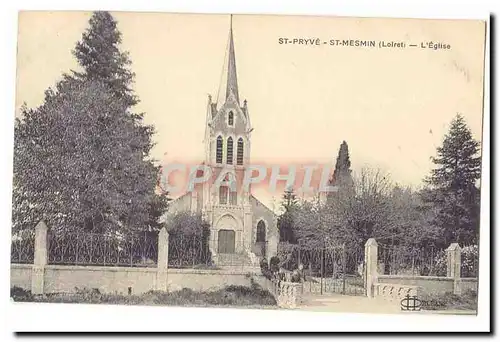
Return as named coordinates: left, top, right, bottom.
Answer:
left=201, top=16, right=255, bottom=260
left=204, top=16, right=252, bottom=170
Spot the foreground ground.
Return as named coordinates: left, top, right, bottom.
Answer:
left=11, top=283, right=477, bottom=315
left=10, top=283, right=277, bottom=309
left=298, top=290, right=477, bottom=315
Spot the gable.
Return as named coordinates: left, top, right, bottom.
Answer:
left=211, top=100, right=248, bottom=135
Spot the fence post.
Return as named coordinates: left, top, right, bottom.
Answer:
left=156, top=228, right=169, bottom=291
left=365, top=238, right=378, bottom=298
left=446, top=243, right=461, bottom=295
left=32, top=220, right=48, bottom=295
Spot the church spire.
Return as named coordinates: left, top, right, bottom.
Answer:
left=225, top=15, right=239, bottom=104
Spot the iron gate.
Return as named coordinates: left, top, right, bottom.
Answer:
left=277, top=243, right=366, bottom=296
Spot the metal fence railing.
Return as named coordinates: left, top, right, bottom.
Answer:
left=47, top=231, right=159, bottom=267
left=10, top=230, right=35, bottom=264
left=377, top=243, right=447, bottom=276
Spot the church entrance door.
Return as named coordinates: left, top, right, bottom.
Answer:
left=218, top=229, right=235, bottom=254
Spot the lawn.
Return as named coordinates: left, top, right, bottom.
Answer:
left=10, top=281, right=277, bottom=308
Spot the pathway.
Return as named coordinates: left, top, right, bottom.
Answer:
left=297, top=292, right=402, bottom=314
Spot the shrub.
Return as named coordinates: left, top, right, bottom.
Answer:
left=269, top=256, right=280, bottom=273
left=461, top=245, right=479, bottom=278
left=432, top=245, right=478, bottom=277
left=432, top=250, right=447, bottom=276
left=260, top=257, right=273, bottom=279
left=10, top=286, right=32, bottom=301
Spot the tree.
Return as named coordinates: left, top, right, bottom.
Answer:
left=73, top=11, right=137, bottom=107
left=330, top=140, right=353, bottom=187
left=167, top=211, right=209, bottom=237
left=294, top=167, right=435, bottom=250
left=166, top=211, right=211, bottom=266
left=12, top=11, right=168, bottom=235
left=422, top=114, right=481, bottom=246
left=327, top=141, right=354, bottom=209
left=277, top=187, right=299, bottom=243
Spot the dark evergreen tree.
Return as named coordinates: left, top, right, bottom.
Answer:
left=12, top=11, right=168, bottom=235
left=327, top=140, right=353, bottom=205
left=331, top=140, right=353, bottom=187
left=278, top=187, right=299, bottom=243
left=422, top=114, right=481, bottom=246
left=73, top=11, right=137, bottom=107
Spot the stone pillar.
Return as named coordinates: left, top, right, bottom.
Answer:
left=243, top=204, right=253, bottom=251
left=446, top=243, right=462, bottom=295
left=210, top=229, right=218, bottom=264
left=156, top=228, right=169, bottom=291
left=206, top=210, right=216, bottom=257
left=364, top=238, right=378, bottom=298
left=32, top=220, right=48, bottom=295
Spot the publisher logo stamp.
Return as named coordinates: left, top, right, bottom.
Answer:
left=400, top=295, right=422, bottom=311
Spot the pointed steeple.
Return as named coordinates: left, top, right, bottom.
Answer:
left=225, top=15, right=239, bottom=104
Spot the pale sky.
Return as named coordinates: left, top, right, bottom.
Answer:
left=15, top=12, right=486, bottom=210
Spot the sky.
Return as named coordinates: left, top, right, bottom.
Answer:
left=15, top=12, right=486, bottom=210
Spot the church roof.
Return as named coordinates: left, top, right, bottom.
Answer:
left=250, top=195, right=278, bottom=218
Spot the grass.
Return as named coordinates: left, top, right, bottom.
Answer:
left=10, top=280, right=277, bottom=308
left=419, top=289, right=478, bottom=311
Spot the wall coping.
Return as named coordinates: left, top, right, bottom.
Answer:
left=378, top=275, right=454, bottom=282
left=168, top=268, right=259, bottom=276
left=374, top=282, right=420, bottom=289
left=460, top=277, right=478, bottom=282
left=45, top=264, right=158, bottom=273
left=11, top=263, right=33, bottom=269
left=12, top=263, right=260, bottom=276
left=278, top=281, right=303, bottom=287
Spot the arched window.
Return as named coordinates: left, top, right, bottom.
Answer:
left=216, top=136, right=223, bottom=164
left=228, top=111, right=234, bottom=126
left=219, top=186, right=228, bottom=205
left=237, top=138, right=244, bottom=165
left=227, top=137, right=233, bottom=165
left=256, top=220, right=266, bottom=242
left=229, top=191, right=237, bottom=205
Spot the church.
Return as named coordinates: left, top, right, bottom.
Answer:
left=164, top=18, right=279, bottom=267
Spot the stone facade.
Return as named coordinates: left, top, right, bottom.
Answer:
left=164, top=20, right=278, bottom=267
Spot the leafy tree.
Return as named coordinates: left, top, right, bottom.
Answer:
left=167, top=211, right=210, bottom=237
left=12, top=11, right=168, bottom=235
left=422, top=114, right=481, bottom=246
left=277, top=187, right=299, bottom=243
left=166, top=211, right=211, bottom=266
left=293, top=168, right=438, bottom=251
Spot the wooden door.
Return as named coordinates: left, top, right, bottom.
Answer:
left=218, top=229, right=235, bottom=253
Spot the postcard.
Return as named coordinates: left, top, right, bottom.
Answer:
left=10, top=10, right=487, bottom=326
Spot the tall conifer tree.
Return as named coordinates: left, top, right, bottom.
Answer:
left=13, top=11, right=168, bottom=234
left=278, top=187, right=299, bottom=243
left=422, top=114, right=481, bottom=245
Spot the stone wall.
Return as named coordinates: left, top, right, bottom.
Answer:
left=253, top=275, right=302, bottom=309
left=11, top=264, right=31, bottom=289
left=10, top=222, right=257, bottom=296
left=459, top=277, right=479, bottom=293
left=11, top=263, right=257, bottom=295
left=43, top=265, right=158, bottom=295
left=365, top=239, right=479, bottom=300
left=377, top=275, right=454, bottom=296
left=167, top=269, right=254, bottom=292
